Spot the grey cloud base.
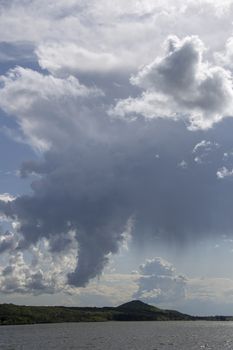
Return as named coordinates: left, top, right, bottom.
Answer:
left=1, top=117, right=233, bottom=287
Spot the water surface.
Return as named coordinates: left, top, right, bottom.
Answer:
left=0, top=321, right=233, bottom=349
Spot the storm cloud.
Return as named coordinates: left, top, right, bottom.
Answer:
left=1, top=0, right=233, bottom=292
left=1, top=95, right=233, bottom=287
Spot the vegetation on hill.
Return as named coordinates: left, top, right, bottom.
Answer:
left=0, top=300, right=231, bottom=325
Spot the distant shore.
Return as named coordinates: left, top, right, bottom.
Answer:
left=0, top=300, right=232, bottom=326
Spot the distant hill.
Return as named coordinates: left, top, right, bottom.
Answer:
left=117, top=300, right=161, bottom=312
left=116, top=300, right=194, bottom=321
left=0, top=300, right=231, bottom=325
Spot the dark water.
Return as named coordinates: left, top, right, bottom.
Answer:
left=0, top=321, right=233, bottom=349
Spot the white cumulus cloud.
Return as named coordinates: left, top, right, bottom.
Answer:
left=111, top=36, right=233, bottom=129
left=134, top=257, right=187, bottom=304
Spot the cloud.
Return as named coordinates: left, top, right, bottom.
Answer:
left=2, top=58, right=233, bottom=290
left=0, top=66, right=103, bottom=151
left=192, top=140, right=220, bottom=164
left=0, top=232, right=16, bottom=253
left=0, top=194, right=16, bottom=230
left=75, top=272, right=139, bottom=307
left=216, top=166, right=233, bottom=179
left=134, top=257, right=186, bottom=304
left=0, top=193, right=15, bottom=202
left=133, top=257, right=233, bottom=313
left=36, top=43, right=123, bottom=74
left=111, top=36, right=233, bottom=129
left=184, top=276, right=233, bottom=315
left=215, top=36, right=233, bottom=71
left=140, top=257, right=175, bottom=276
left=193, top=140, right=219, bottom=154
left=0, top=0, right=232, bottom=74
left=0, top=233, right=78, bottom=295
left=178, top=160, right=188, bottom=169
left=1, top=65, right=233, bottom=288
left=2, top=0, right=233, bottom=295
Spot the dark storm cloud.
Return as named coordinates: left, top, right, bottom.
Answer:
left=0, top=234, right=15, bottom=253
left=2, top=115, right=233, bottom=287
left=2, top=26, right=233, bottom=290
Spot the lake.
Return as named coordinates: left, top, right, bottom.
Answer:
left=0, top=321, right=233, bottom=349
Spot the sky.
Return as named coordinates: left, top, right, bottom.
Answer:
left=2, top=0, right=233, bottom=316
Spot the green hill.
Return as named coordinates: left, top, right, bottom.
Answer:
left=0, top=300, right=231, bottom=325
left=117, top=300, right=161, bottom=312
left=115, top=300, right=194, bottom=321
